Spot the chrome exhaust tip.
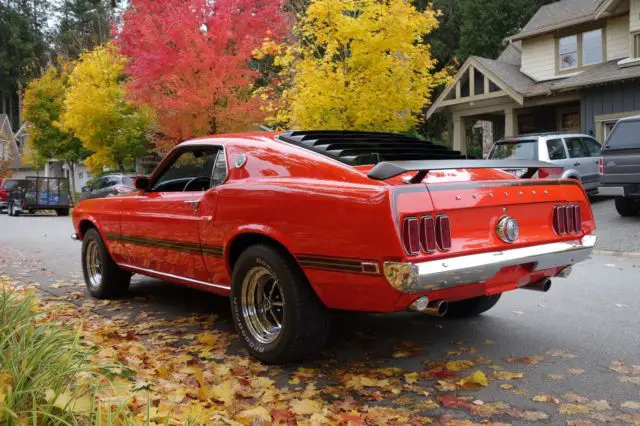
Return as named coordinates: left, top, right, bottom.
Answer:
left=424, top=300, right=448, bottom=317
left=522, top=278, right=552, bottom=293
left=409, top=296, right=430, bottom=312
left=408, top=297, right=448, bottom=316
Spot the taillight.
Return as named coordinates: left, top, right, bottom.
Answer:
left=402, top=214, right=451, bottom=255
left=435, top=215, right=452, bottom=251
left=598, top=158, right=604, bottom=175
left=402, top=217, right=420, bottom=255
left=553, top=205, right=582, bottom=235
left=0, top=190, right=7, bottom=201
left=420, top=216, right=436, bottom=253
left=537, top=167, right=564, bottom=179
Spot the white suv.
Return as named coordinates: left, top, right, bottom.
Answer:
left=488, top=133, right=602, bottom=193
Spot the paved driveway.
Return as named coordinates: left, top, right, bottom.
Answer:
left=590, top=197, right=640, bottom=253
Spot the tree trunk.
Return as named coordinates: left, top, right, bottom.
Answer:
left=66, top=161, right=77, bottom=203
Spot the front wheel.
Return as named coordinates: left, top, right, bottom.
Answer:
left=444, top=294, right=502, bottom=318
left=81, top=229, right=131, bottom=299
left=230, top=245, right=331, bottom=364
left=615, top=197, right=639, bottom=217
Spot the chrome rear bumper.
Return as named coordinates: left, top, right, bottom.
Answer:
left=384, top=235, right=597, bottom=294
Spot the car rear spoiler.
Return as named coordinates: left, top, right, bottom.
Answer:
left=367, top=160, right=556, bottom=182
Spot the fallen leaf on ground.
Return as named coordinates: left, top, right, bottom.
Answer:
left=290, top=399, right=321, bottom=416
left=458, top=370, right=489, bottom=388
left=621, top=401, right=640, bottom=409
left=559, top=404, right=591, bottom=415
left=532, top=395, right=559, bottom=404
left=494, top=371, right=524, bottom=380
left=568, top=368, right=585, bottom=375
left=446, top=360, right=475, bottom=372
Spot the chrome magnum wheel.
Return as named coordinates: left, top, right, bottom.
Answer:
left=81, top=228, right=131, bottom=299
left=85, top=239, right=103, bottom=290
left=241, top=266, right=285, bottom=344
left=231, top=244, right=331, bottom=364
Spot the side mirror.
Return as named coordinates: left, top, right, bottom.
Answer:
left=134, top=176, right=150, bottom=191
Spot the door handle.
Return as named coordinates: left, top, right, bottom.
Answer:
left=573, top=162, right=581, bottom=166
left=184, top=200, right=200, bottom=209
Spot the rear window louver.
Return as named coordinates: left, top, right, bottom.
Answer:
left=278, top=131, right=468, bottom=166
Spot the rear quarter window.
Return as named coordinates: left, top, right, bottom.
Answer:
left=606, top=120, right=640, bottom=149
left=489, top=140, right=538, bottom=160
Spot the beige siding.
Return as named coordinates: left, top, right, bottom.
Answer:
left=521, top=34, right=556, bottom=81
left=631, top=0, right=640, bottom=33
left=607, top=15, right=630, bottom=60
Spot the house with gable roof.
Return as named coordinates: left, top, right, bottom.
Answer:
left=427, top=0, right=640, bottom=153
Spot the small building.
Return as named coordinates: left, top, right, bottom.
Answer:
left=427, top=0, right=640, bottom=154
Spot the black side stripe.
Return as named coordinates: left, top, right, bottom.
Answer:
left=105, top=233, right=223, bottom=258
left=297, top=255, right=380, bottom=275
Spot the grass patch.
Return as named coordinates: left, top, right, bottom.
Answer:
left=0, top=287, right=133, bottom=425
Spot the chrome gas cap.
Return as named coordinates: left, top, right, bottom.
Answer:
left=496, top=216, right=520, bottom=243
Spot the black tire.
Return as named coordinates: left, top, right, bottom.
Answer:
left=444, top=294, right=502, bottom=318
left=81, top=228, right=131, bottom=299
left=56, top=208, right=70, bottom=217
left=615, top=197, right=639, bottom=217
left=230, top=244, right=331, bottom=364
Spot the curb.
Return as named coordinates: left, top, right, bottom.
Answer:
left=592, top=249, right=640, bottom=258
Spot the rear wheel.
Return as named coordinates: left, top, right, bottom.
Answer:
left=230, top=245, right=331, bottom=364
left=615, top=197, right=639, bottom=217
left=82, top=228, right=131, bottom=299
left=444, top=294, right=502, bottom=318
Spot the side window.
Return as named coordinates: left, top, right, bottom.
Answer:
left=581, top=137, right=601, bottom=157
left=98, top=177, right=110, bottom=189
left=565, top=137, right=590, bottom=158
left=546, top=139, right=567, bottom=160
left=211, top=150, right=228, bottom=186
left=152, top=149, right=218, bottom=192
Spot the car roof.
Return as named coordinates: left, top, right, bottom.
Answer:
left=615, top=114, right=640, bottom=123
left=497, top=132, right=593, bottom=141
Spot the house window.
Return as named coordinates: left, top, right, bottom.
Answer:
left=634, top=33, right=640, bottom=58
left=557, top=29, right=603, bottom=72
left=559, top=35, right=578, bottom=70
left=583, top=29, right=602, bottom=66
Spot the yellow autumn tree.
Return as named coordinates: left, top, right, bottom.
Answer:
left=60, top=42, right=150, bottom=173
left=265, top=0, right=450, bottom=132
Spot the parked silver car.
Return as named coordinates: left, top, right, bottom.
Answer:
left=488, top=133, right=602, bottom=193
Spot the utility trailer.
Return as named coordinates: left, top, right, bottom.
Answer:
left=7, top=176, right=72, bottom=216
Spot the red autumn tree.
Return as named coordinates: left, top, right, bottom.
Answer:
left=117, top=0, right=288, bottom=149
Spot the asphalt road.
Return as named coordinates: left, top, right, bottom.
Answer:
left=1, top=198, right=639, bottom=424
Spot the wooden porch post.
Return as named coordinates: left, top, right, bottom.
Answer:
left=504, top=107, right=518, bottom=137
left=452, top=113, right=467, bottom=155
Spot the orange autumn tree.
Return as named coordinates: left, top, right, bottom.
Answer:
left=117, top=0, right=289, bottom=150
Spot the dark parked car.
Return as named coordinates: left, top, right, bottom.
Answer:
left=0, top=178, right=26, bottom=212
left=81, top=173, right=136, bottom=200
left=598, top=115, right=640, bottom=216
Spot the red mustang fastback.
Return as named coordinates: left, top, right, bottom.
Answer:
left=72, top=131, right=596, bottom=363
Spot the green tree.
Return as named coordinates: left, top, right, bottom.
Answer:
left=0, top=2, right=48, bottom=128
left=22, top=63, right=89, bottom=196
left=54, top=0, right=119, bottom=59
left=459, top=0, right=556, bottom=60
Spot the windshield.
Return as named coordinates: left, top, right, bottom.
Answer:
left=606, top=120, right=640, bottom=149
left=489, top=140, right=538, bottom=160
left=1, top=180, right=22, bottom=190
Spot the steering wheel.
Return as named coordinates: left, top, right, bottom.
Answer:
left=183, top=176, right=210, bottom=192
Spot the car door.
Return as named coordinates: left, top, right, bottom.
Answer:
left=580, top=137, right=602, bottom=190
left=545, top=138, right=572, bottom=173
left=119, top=146, right=220, bottom=283
left=564, top=137, right=592, bottom=185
